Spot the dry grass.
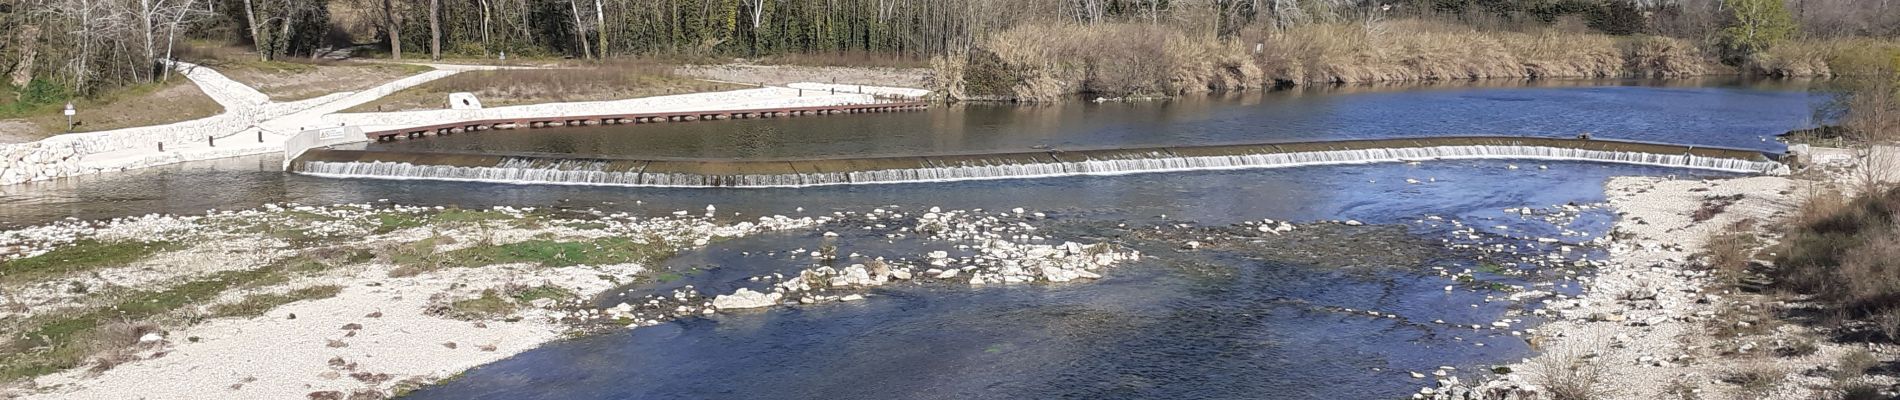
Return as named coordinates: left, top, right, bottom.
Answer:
left=1723, top=363, right=1787, bottom=397
left=1775, top=186, right=1900, bottom=318
left=1703, top=219, right=1760, bottom=287
left=1750, top=38, right=1900, bottom=78
left=1251, top=20, right=1711, bottom=85
left=84, top=321, right=161, bottom=372
left=346, top=62, right=743, bottom=112
left=759, top=51, right=930, bottom=69
left=949, top=22, right=1260, bottom=101
left=0, top=78, right=223, bottom=140
left=1533, top=342, right=1608, bottom=400
left=942, top=19, right=1721, bottom=101
left=176, top=43, right=432, bottom=101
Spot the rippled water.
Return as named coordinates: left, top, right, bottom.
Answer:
left=395, top=160, right=1703, bottom=400
left=359, top=78, right=1821, bottom=160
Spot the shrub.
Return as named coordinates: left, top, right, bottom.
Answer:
left=1534, top=345, right=1606, bottom=400
left=1775, top=186, right=1900, bottom=315
left=960, top=23, right=1259, bottom=101
left=1703, top=219, right=1759, bottom=286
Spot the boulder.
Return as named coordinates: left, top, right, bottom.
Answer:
left=712, top=289, right=782, bottom=310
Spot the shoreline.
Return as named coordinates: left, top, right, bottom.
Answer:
left=0, top=204, right=1140, bottom=399
left=1428, top=156, right=1896, bottom=399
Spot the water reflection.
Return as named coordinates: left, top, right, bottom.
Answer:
left=356, top=77, right=1820, bottom=161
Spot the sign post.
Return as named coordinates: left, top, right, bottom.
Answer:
left=62, top=103, right=75, bottom=132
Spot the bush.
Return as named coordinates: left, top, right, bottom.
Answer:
left=1534, top=345, right=1606, bottom=400
left=959, top=23, right=1259, bottom=101
left=1586, top=1, right=1648, bottom=35
left=1775, top=186, right=1900, bottom=314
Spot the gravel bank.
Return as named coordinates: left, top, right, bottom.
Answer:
left=1426, top=172, right=1900, bottom=399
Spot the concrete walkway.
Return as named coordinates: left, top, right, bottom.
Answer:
left=59, top=62, right=476, bottom=177
left=1, top=61, right=927, bottom=186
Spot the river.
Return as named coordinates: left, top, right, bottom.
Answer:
left=0, top=78, right=1822, bottom=399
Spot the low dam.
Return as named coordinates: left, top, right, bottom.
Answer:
left=290, top=136, right=1788, bottom=188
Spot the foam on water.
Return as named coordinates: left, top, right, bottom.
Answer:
left=296, top=144, right=1788, bottom=188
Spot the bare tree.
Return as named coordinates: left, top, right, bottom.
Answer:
left=568, top=0, right=591, bottom=59
left=242, top=0, right=264, bottom=61
left=594, top=0, right=606, bottom=58
left=10, top=24, right=42, bottom=87
left=384, top=0, right=401, bottom=59
left=478, top=0, right=491, bottom=56
left=429, top=0, right=440, bottom=60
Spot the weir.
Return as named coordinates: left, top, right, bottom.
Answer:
left=289, top=136, right=1789, bottom=188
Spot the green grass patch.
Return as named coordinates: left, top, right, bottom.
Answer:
left=450, top=237, right=672, bottom=268
left=509, top=285, right=575, bottom=303
left=207, top=285, right=344, bottom=318
left=374, top=213, right=427, bottom=234
left=1475, top=261, right=1509, bottom=274
left=390, top=236, right=673, bottom=277
left=432, top=209, right=513, bottom=224
left=1, top=240, right=178, bottom=286
left=447, top=289, right=516, bottom=320
left=0, top=253, right=352, bottom=382
left=652, top=271, right=684, bottom=283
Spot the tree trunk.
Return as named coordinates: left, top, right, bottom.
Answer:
left=139, top=0, right=156, bottom=81
left=569, top=0, right=591, bottom=59
left=594, top=0, right=607, bottom=58
left=9, top=25, right=38, bottom=87
left=278, top=6, right=295, bottom=59
left=162, top=0, right=201, bottom=81
left=243, top=0, right=267, bottom=61
left=429, top=0, right=441, bottom=60
left=479, top=0, right=491, bottom=57
left=384, top=0, right=402, bottom=60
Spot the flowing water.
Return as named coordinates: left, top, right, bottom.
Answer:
left=0, top=79, right=1823, bottom=399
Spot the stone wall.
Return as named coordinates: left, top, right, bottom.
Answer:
left=0, top=62, right=269, bottom=185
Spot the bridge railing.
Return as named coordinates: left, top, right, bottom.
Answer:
left=282, top=126, right=364, bottom=169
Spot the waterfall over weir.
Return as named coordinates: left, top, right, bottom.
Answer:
left=291, top=137, right=1789, bottom=188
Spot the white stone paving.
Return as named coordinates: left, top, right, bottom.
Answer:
left=0, top=62, right=927, bottom=187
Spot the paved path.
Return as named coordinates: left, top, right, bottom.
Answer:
left=2, top=60, right=929, bottom=186
left=68, top=63, right=518, bottom=175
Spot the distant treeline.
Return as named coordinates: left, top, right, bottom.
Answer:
left=1, top=0, right=1897, bottom=96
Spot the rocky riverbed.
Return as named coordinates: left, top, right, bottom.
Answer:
left=0, top=202, right=1147, bottom=399
left=1420, top=172, right=1900, bottom=400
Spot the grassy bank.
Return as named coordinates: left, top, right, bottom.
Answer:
left=0, top=78, right=223, bottom=142
left=0, top=206, right=689, bottom=385
left=936, top=19, right=1884, bottom=102
left=346, top=63, right=744, bottom=112
left=178, top=43, right=433, bottom=102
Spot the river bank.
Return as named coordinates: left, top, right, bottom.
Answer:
left=0, top=59, right=931, bottom=188
left=0, top=203, right=1146, bottom=398
left=1424, top=149, right=1900, bottom=399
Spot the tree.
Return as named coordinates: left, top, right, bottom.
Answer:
left=595, top=0, right=606, bottom=58
left=568, top=0, right=591, bottom=58
left=1719, top=0, right=1796, bottom=59
left=383, top=0, right=401, bottom=59
left=1842, top=55, right=1900, bottom=144
left=478, top=0, right=491, bottom=56
left=242, top=0, right=264, bottom=61
left=429, top=0, right=440, bottom=60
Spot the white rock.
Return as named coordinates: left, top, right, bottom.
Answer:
left=711, top=289, right=782, bottom=310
